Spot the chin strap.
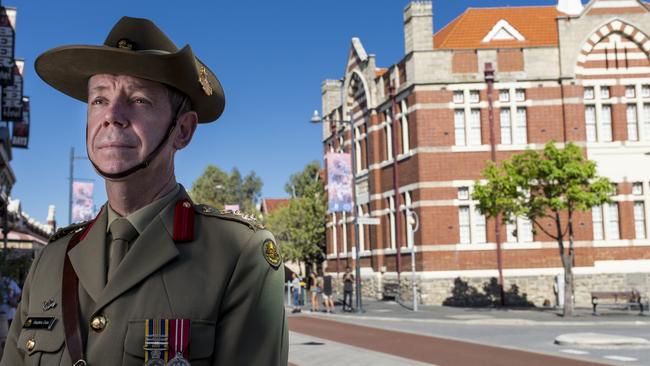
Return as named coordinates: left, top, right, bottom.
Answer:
left=89, top=98, right=187, bottom=180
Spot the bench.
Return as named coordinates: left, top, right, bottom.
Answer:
left=591, top=291, right=644, bottom=315
left=382, top=283, right=400, bottom=300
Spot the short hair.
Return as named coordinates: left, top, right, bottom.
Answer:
left=165, top=85, right=193, bottom=119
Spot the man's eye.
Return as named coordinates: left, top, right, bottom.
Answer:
left=133, top=98, right=151, bottom=105
left=91, top=98, right=106, bottom=105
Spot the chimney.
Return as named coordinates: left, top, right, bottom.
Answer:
left=557, top=0, right=584, bottom=16
left=47, top=204, right=56, bottom=232
left=404, top=1, right=433, bottom=54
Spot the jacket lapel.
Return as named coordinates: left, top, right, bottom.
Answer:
left=93, top=191, right=184, bottom=312
left=68, top=207, right=108, bottom=303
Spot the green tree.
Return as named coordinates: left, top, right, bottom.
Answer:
left=266, top=161, right=326, bottom=273
left=189, top=164, right=263, bottom=214
left=472, top=142, right=613, bottom=316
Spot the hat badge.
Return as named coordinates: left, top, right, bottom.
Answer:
left=199, top=66, right=213, bottom=96
left=117, top=39, right=133, bottom=50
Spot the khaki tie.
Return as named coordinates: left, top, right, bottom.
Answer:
left=107, top=218, right=138, bottom=281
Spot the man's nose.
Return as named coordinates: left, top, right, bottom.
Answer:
left=103, top=99, right=130, bottom=127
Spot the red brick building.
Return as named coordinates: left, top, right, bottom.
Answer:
left=319, top=0, right=650, bottom=306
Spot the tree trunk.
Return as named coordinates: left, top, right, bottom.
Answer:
left=565, top=206, right=576, bottom=316
left=561, top=253, right=574, bottom=316
left=554, top=211, right=574, bottom=316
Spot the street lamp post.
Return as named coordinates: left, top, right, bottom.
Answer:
left=311, top=110, right=364, bottom=313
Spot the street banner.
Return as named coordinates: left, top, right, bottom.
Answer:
left=0, top=7, right=16, bottom=86
left=72, top=181, right=94, bottom=223
left=2, top=59, right=22, bottom=121
left=11, top=96, right=28, bottom=148
left=326, top=152, right=353, bottom=212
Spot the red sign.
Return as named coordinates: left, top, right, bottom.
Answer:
left=12, top=96, right=28, bottom=148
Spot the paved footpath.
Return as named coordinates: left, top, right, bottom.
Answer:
left=288, top=315, right=609, bottom=366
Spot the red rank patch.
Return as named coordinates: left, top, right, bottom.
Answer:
left=173, top=199, right=195, bottom=242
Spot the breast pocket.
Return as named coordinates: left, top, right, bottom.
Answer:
left=16, top=318, right=65, bottom=366
left=123, top=319, right=216, bottom=366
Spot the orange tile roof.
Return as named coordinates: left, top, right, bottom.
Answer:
left=262, top=198, right=290, bottom=215
left=375, top=68, right=388, bottom=78
left=433, top=6, right=566, bottom=49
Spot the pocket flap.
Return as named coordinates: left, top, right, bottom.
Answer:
left=17, top=318, right=65, bottom=355
left=124, top=319, right=216, bottom=360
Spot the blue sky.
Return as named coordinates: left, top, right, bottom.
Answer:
left=8, top=0, right=561, bottom=225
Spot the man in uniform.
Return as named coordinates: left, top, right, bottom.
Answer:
left=0, top=16, right=288, bottom=365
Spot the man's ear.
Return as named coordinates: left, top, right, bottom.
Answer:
left=173, top=111, right=198, bottom=150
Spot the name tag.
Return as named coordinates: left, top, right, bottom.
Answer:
left=23, top=317, right=56, bottom=330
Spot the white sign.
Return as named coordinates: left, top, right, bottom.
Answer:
left=357, top=216, right=380, bottom=225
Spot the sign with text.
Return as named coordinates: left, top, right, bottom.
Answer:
left=357, top=217, right=380, bottom=225
left=326, top=152, right=353, bottom=212
left=0, top=7, right=16, bottom=86
left=11, top=96, right=28, bottom=148
left=2, top=59, right=22, bottom=121
left=72, top=181, right=94, bottom=223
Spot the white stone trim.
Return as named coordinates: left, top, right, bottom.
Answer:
left=376, top=259, right=650, bottom=279
left=610, top=20, right=623, bottom=31
left=592, top=0, right=642, bottom=8
left=623, top=25, right=635, bottom=36
left=482, top=19, right=525, bottom=43
left=576, top=66, right=650, bottom=75
left=585, top=52, right=649, bottom=61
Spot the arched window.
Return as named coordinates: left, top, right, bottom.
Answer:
left=388, top=196, right=396, bottom=249
left=400, top=99, right=410, bottom=154
left=385, top=112, right=393, bottom=162
left=357, top=205, right=365, bottom=252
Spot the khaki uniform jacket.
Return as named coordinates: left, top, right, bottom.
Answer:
left=0, top=188, right=288, bottom=365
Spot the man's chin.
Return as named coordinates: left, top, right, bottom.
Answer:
left=92, top=161, right=141, bottom=179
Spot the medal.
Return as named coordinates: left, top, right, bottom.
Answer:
left=144, top=359, right=166, bottom=366
left=144, top=319, right=169, bottom=364
left=166, top=352, right=191, bottom=366
left=166, top=319, right=191, bottom=366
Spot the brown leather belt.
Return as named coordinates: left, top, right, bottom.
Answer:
left=63, top=225, right=93, bottom=366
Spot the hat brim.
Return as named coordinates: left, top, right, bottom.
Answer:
left=35, top=44, right=225, bottom=123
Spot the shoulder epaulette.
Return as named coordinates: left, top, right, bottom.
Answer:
left=48, top=221, right=91, bottom=243
left=195, top=204, right=265, bottom=231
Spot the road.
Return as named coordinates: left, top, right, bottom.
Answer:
left=288, top=315, right=616, bottom=366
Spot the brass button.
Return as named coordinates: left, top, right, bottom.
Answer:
left=26, top=338, right=35, bottom=351
left=90, top=315, right=107, bottom=332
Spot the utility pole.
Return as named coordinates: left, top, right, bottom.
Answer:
left=484, top=62, right=506, bottom=306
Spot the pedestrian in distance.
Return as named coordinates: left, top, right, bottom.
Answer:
left=291, top=273, right=302, bottom=313
left=309, top=271, right=321, bottom=312
left=322, top=272, right=335, bottom=313
left=342, top=266, right=355, bottom=312
left=316, top=269, right=325, bottom=312
left=0, top=276, right=21, bottom=329
left=0, top=16, right=288, bottom=366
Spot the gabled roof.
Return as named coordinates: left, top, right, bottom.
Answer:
left=433, top=6, right=566, bottom=49
left=261, top=198, right=290, bottom=215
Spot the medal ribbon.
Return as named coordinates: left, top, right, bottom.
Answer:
left=169, top=319, right=190, bottom=360
left=144, top=318, right=169, bottom=362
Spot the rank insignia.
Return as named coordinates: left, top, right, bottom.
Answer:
left=117, top=38, right=133, bottom=50
left=23, top=317, right=56, bottom=330
left=263, top=239, right=282, bottom=270
left=198, top=66, right=213, bottom=96
left=42, top=298, right=57, bottom=312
